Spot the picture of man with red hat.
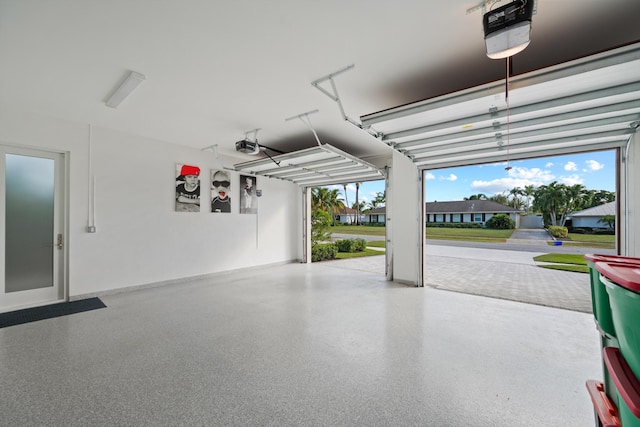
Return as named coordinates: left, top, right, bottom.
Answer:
left=176, top=164, right=201, bottom=212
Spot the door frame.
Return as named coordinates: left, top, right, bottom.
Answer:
left=0, top=143, right=68, bottom=313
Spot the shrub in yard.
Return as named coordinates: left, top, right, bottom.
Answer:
left=485, top=214, right=515, bottom=229
left=312, top=243, right=338, bottom=262
left=335, top=238, right=367, bottom=253
left=311, top=209, right=333, bottom=244
left=548, top=225, right=568, bottom=238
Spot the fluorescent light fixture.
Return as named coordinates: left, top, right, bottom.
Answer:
left=483, top=1, right=534, bottom=59
left=105, top=70, right=146, bottom=108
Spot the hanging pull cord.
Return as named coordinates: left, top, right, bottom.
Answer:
left=505, top=58, right=512, bottom=171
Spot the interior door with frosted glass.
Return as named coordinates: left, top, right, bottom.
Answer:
left=0, top=146, right=65, bottom=312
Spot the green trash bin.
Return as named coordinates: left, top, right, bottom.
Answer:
left=597, top=262, right=640, bottom=379
left=584, top=255, right=640, bottom=338
left=586, top=255, right=640, bottom=404
left=597, top=262, right=640, bottom=427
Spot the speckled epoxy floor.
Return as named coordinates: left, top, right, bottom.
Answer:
left=0, top=262, right=601, bottom=426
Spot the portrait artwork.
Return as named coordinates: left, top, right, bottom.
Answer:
left=211, top=169, right=231, bottom=213
left=175, top=163, right=201, bottom=212
left=239, top=175, right=257, bottom=214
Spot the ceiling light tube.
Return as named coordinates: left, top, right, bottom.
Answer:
left=105, top=70, right=146, bottom=108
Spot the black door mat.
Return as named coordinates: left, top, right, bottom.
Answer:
left=0, top=297, right=106, bottom=328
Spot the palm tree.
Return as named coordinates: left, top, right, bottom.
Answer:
left=311, top=187, right=330, bottom=211
left=354, top=182, right=361, bottom=225
left=561, top=184, right=587, bottom=225
left=489, top=193, right=509, bottom=205
left=366, top=192, right=385, bottom=210
left=342, top=183, right=350, bottom=223
left=372, top=191, right=385, bottom=208
left=311, top=187, right=344, bottom=225
left=522, top=185, right=536, bottom=213
left=352, top=201, right=366, bottom=215
left=533, top=181, right=566, bottom=226
left=508, top=187, right=524, bottom=210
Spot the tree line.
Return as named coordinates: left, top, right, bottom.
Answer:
left=464, top=181, right=614, bottom=227
left=312, top=181, right=614, bottom=228
left=311, top=185, right=385, bottom=225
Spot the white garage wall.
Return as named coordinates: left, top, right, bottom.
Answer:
left=389, top=150, right=420, bottom=285
left=621, top=133, right=639, bottom=256
left=0, top=109, right=302, bottom=297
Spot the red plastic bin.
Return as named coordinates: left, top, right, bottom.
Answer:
left=586, top=379, right=621, bottom=427
left=604, top=347, right=640, bottom=426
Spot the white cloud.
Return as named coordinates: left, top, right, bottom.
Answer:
left=424, top=172, right=435, bottom=180
left=440, top=173, right=457, bottom=181
left=586, top=160, right=604, bottom=171
left=470, top=166, right=555, bottom=195
left=559, top=174, right=584, bottom=186
left=545, top=162, right=554, bottom=168
left=564, top=161, right=577, bottom=171
left=508, top=166, right=555, bottom=181
left=471, top=178, right=515, bottom=195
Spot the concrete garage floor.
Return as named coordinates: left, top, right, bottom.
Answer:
left=0, top=262, right=601, bottom=426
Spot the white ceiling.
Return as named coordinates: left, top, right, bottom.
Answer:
left=1, top=0, right=639, bottom=167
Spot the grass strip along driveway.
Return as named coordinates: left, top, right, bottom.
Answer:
left=533, top=254, right=590, bottom=273
left=426, top=227, right=513, bottom=243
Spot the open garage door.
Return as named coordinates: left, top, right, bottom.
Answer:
left=234, top=143, right=386, bottom=266
left=360, top=43, right=640, bottom=286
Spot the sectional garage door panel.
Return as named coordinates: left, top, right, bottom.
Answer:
left=361, top=43, right=640, bottom=170
left=233, top=143, right=385, bottom=187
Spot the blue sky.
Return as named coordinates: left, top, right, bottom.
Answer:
left=326, top=150, right=616, bottom=206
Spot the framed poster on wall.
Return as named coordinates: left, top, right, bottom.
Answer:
left=240, top=175, right=257, bottom=214
left=175, top=164, right=201, bottom=212
left=211, top=169, right=231, bottom=213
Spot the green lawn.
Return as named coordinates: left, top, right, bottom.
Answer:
left=335, top=248, right=385, bottom=259
left=332, top=226, right=514, bottom=243
left=426, top=227, right=514, bottom=243
left=568, top=233, right=615, bottom=243
left=533, top=254, right=588, bottom=265
left=330, top=225, right=385, bottom=236
left=533, top=253, right=590, bottom=273
left=366, top=241, right=386, bottom=248
left=548, top=233, right=615, bottom=249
